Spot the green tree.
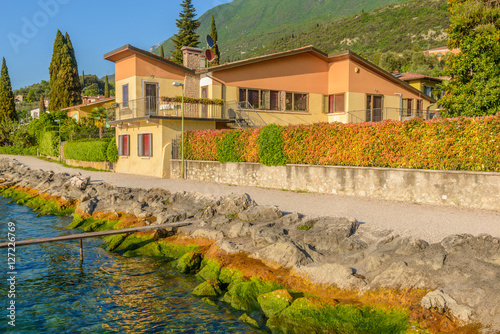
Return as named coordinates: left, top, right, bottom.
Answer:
left=89, top=106, right=107, bottom=139
left=209, top=14, right=221, bottom=66
left=171, top=0, right=200, bottom=64
left=440, top=0, right=500, bottom=117
left=48, top=30, right=81, bottom=112
left=104, top=75, right=110, bottom=98
left=160, top=45, right=165, bottom=58
left=0, top=58, right=16, bottom=121
left=26, top=89, right=35, bottom=102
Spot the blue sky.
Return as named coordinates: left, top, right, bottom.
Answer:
left=0, top=0, right=231, bottom=90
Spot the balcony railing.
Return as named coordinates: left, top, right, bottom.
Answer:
left=346, top=108, right=440, bottom=123
left=115, top=97, right=226, bottom=121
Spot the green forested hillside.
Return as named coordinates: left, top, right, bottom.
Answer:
left=153, top=0, right=450, bottom=62
left=154, top=0, right=411, bottom=59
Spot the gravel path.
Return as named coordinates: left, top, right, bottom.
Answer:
left=2, top=154, right=499, bottom=243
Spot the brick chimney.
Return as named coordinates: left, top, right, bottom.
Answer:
left=182, top=46, right=202, bottom=70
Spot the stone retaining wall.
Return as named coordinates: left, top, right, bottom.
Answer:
left=65, top=159, right=113, bottom=171
left=171, top=160, right=500, bottom=211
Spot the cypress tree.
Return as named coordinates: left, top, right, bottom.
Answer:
left=49, top=30, right=81, bottom=111
left=0, top=58, right=16, bottom=120
left=81, top=70, right=85, bottom=90
left=39, top=93, right=46, bottom=114
left=104, top=75, right=110, bottom=98
left=171, top=0, right=200, bottom=64
left=209, top=14, right=220, bottom=66
left=160, top=45, right=165, bottom=58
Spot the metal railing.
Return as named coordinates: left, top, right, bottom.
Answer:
left=346, top=108, right=440, bottom=123
left=226, top=100, right=267, bottom=128
left=115, top=97, right=225, bottom=121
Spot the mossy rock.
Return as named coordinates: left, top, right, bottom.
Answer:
left=266, top=298, right=410, bottom=334
left=114, top=234, right=156, bottom=255
left=68, top=214, right=85, bottom=229
left=103, top=234, right=128, bottom=251
left=219, top=267, right=245, bottom=288
left=1, top=188, right=75, bottom=216
left=172, top=252, right=202, bottom=273
left=257, top=289, right=293, bottom=318
left=201, top=297, right=220, bottom=308
left=122, top=240, right=199, bottom=259
left=238, top=313, right=260, bottom=329
left=192, top=281, right=222, bottom=297
left=196, top=259, right=221, bottom=283
left=226, top=277, right=284, bottom=312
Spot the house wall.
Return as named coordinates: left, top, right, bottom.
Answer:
left=114, top=119, right=217, bottom=178
left=212, top=53, right=329, bottom=95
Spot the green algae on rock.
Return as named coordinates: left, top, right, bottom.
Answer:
left=266, top=297, right=410, bottom=334
left=223, top=277, right=284, bottom=312
left=257, top=289, right=293, bottom=318
left=192, top=281, right=222, bottom=297
left=172, top=252, right=202, bottom=273
left=196, top=259, right=221, bottom=283
left=0, top=187, right=75, bottom=216
left=238, top=313, right=260, bottom=329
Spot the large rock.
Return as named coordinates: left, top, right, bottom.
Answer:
left=76, top=197, right=99, bottom=216
left=295, top=263, right=366, bottom=290
left=252, top=241, right=313, bottom=269
left=303, top=217, right=357, bottom=253
left=216, top=193, right=255, bottom=215
left=420, top=290, right=473, bottom=322
left=238, top=205, right=283, bottom=222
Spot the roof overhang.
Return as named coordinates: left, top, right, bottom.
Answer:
left=104, top=44, right=194, bottom=74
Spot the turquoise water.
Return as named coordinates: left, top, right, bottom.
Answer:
left=0, top=198, right=264, bottom=333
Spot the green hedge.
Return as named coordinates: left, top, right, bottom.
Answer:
left=183, top=115, right=500, bottom=172
left=0, top=146, right=37, bottom=156
left=39, top=131, right=59, bottom=157
left=64, top=139, right=112, bottom=162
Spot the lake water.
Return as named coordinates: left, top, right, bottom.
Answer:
left=0, top=198, right=264, bottom=333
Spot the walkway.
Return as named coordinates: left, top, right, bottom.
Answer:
left=2, top=155, right=499, bottom=243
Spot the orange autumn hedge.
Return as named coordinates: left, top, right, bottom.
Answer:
left=183, top=116, right=500, bottom=172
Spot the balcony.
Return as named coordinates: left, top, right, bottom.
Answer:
left=114, top=97, right=226, bottom=121
left=345, top=108, right=440, bottom=123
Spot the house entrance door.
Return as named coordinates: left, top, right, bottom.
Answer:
left=373, top=96, right=383, bottom=122
left=144, top=83, right=158, bottom=116
left=201, top=87, right=208, bottom=118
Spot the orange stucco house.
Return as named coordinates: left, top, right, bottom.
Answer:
left=63, top=96, right=115, bottom=122
left=104, top=44, right=435, bottom=178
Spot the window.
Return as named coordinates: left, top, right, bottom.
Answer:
left=366, top=94, right=383, bottom=122
left=403, top=99, right=413, bottom=117
left=270, top=91, right=279, bottom=111
left=423, top=86, right=432, bottom=97
left=247, top=89, right=259, bottom=108
left=118, top=135, right=130, bottom=156
left=123, top=84, right=129, bottom=107
left=138, top=133, right=152, bottom=157
left=416, top=100, right=423, bottom=116
left=328, top=94, right=345, bottom=113
left=285, top=92, right=308, bottom=111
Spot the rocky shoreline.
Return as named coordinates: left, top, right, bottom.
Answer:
left=0, top=157, right=499, bottom=333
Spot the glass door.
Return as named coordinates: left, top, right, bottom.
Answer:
left=144, top=83, right=158, bottom=116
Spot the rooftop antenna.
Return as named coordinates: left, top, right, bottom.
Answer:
left=204, top=35, right=217, bottom=67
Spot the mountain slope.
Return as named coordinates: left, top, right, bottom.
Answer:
left=154, top=0, right=449, bottom=62
left=155, top=0, right=409, bottom=57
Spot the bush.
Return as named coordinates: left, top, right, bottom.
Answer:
left=64, top=139, right=110, bottom=162
left=0, top=146, right=37, bottom=156
left=258, top=124, right=288, bottom=166
left=106, top=139, right=119, bottom=163
left=39, top=131, right=59, bottom=157
left=217, top=131, right=243, bottom=163
left=183, top=115, right=500, bottom=172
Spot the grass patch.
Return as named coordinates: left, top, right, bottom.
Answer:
left=298, top=224, right=311, bottom=231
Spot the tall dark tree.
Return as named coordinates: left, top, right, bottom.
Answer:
left=39, top=93, right=46, bottom=114
left=48, top=30, right=81, bottom=111
left=440, top=0, right=500, bottom=117
left=160, top=45, right=165, bottom=58
left=81, top=70, right=85, bottom=90
left=0, top=58, right=16, bottom=120
left=209, top=14, right=221, bottom=66
left=171, top=0, right=200, bottom=64
left=104, top=75, right=110, bottom=98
